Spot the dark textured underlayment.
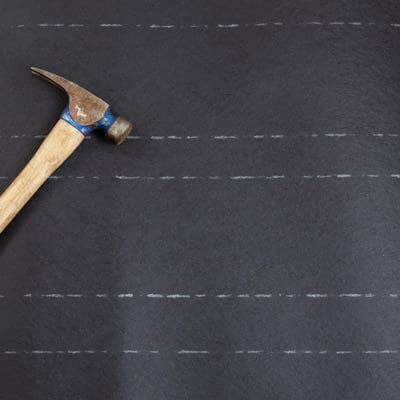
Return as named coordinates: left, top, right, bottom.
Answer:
left=0, top=0, right=400, bottom=399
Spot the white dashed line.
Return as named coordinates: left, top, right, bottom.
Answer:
left=3, top=349, right=397, bottom=356
left=4, top=293, right=398, bottom=299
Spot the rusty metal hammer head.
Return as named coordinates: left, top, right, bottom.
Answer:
left=31, top=67, right=133, bottom=144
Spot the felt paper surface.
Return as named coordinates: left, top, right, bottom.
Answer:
left=0, top=0, right=400, bottom=399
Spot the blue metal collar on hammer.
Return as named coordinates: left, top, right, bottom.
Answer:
left=61, top=107, right=117, bottom=135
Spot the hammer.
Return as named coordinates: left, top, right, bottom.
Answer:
left=0, top=68, right=133, bottom=234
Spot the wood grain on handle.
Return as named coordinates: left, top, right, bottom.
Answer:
left=0, top=119, right=84, bottom=234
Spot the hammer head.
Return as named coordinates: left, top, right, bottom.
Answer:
left=31, top=67, right=133, bottom=144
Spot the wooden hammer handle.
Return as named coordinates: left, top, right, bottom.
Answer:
left=0, top=119, right=84, bottom=234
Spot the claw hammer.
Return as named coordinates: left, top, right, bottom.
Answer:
left=0, top=68, right=133, bottom=234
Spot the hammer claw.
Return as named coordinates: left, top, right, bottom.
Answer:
left=31, top=67, right=110, bottom=126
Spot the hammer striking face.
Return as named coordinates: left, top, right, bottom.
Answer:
left=0, top=68, right=133, bottom=234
